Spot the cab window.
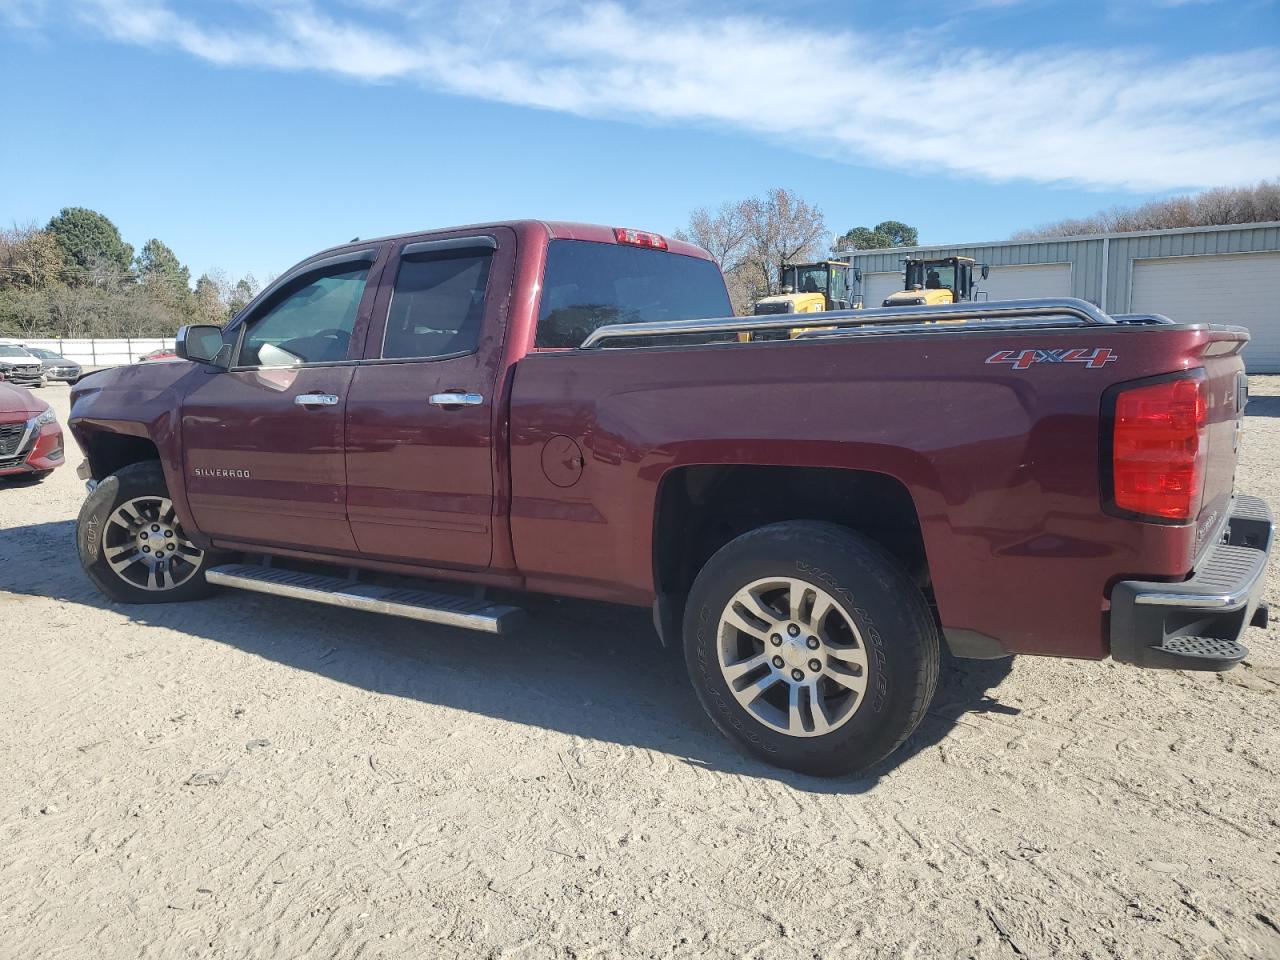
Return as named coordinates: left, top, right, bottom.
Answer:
left=382, top=248, right=493, bottom=360
left=536, top=240, right=731, bottom=348
left=237, top=264, right=369, bottom=367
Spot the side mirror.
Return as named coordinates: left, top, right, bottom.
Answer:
left=852, top=267, right=863, bottom=284
left=981, top=264, right=990, bottom=280
left=176, top=325, right=230, bottom=368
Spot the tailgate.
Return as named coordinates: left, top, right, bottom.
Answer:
left=1194, top=330, right=1250, bottom=561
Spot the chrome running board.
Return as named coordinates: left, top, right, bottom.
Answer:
left=205, top=563, right=525, bottom=634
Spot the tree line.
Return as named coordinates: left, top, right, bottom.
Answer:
left=8, top=179, right=1271, bottom=334
left=0, top=207, right=261, bottom=339
left=1012, top=179, right=1279, bottom=240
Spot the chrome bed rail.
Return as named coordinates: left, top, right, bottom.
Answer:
left=579, top=297, right=1115, bottom=349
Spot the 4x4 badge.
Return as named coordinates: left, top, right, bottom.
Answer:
left=986, top=347, right=1117, bottom=370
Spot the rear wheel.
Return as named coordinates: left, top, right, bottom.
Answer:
left=683, top=521, right=939, bottom=777
left=77, top=461, right=221, bottom=603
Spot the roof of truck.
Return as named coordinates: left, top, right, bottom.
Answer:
left=306, top=220, right=714, bottom=266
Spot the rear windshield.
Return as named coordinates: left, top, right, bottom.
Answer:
left=535, top=240, right=731, bottom=348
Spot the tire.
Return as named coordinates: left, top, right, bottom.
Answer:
left=77, top=461, right=221, bottom=603
left=683, top=521, right=940, bottom=777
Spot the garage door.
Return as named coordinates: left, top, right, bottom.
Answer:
left=861, top=263, right=1072, bottom=307
left=980, top=262, right=1072, bottom=301
left=861, top=271, right=902, bottom=307
left=1131, top=252, right=1280, bottom=373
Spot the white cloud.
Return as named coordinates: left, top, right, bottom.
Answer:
left=25, top=0, right=1280, bottom=191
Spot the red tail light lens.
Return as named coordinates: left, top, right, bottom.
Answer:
left=1111, top=375, right=1207, bottom=521
left=614, top=227, right=668, bottom=250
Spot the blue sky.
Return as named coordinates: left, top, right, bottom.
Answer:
left=2, top=0, right=1278, bottom=282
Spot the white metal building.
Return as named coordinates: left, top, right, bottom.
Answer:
left=844, top=222, right=1280, bottom=371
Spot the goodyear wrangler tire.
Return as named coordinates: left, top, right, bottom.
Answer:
left=77, top=461, right=221, bottom=604
left=683, top=521, right=940, bottom=777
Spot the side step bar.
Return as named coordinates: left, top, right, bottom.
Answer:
left=205, top=563, right=525, bottom=634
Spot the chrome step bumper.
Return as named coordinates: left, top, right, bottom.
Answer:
left=205, top=563, right=525, bottom=634
left=1110, top=494, right=1272, bottom=671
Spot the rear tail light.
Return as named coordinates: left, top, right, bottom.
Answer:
left=614, top=227, right=668, bottom=250
left=1109, top=374, right=1207, bottom=522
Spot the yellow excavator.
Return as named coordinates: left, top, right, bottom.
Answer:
left=881, top=256, right=988, bottom=307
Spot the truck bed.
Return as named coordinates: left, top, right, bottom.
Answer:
left=507, top=309, right=1249, bottom=661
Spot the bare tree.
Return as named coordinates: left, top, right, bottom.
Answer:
left=1014, top=179, right=1280, bottom=240
left=676, top=188, right=827, bottom=315
left=677, top=202, right=752, bottom=273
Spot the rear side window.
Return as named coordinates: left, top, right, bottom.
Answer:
left=535, top=240, right=732, bottom=348
left=383, top=249, right=493, bottom=360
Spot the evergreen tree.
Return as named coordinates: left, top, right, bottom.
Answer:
left=45, top=207, right=134, bottom=284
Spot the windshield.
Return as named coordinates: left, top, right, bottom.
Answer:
left=908, top=261, right=956, bottom=291
left=0, top=345, right=35, bottom=358
left=783, top=265, right=828, bottom=296
left=27, top=348, right=60, bottom=360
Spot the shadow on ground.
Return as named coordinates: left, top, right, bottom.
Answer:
left=1, top=519, right=1017, bottom=793
left=1247, top=395, right=1280, bottom=418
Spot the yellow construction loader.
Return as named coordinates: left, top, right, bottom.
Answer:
left=881, top=256, right=988, bottom=307
left=743, top=261, right=860, bottom=341
left=753, top=261, right=859, bottom=316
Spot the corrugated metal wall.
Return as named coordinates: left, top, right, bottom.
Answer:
left=1105, top=223, right=1280, bottom=312
left=844, top=222, right=1280, bottom=313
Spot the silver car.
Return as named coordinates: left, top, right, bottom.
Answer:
left=22, top=347, right=82, bottom=383
left=0, top=344, right=44, bottom=387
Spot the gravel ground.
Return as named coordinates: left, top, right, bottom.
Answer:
left=2, top=381, right=1279, bottom=960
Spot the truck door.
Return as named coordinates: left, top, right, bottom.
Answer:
left=343, top=229, right=514, bottom=570
left=181, top=247, right=384, bottom=553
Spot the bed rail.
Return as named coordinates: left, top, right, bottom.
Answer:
left=578, top=297, right=1114, bottom=349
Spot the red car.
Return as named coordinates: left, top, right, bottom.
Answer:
left=67, top=220, right=1271, bottom=775
left=0, top=381, right=64, bottom=481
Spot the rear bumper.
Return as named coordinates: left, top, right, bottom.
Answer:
left=1110, top=494, right=1272, bottom=671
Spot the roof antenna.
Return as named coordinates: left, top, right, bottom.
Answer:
left=349, top=236, right=359, bottom=242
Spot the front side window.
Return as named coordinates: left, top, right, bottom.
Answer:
left=535, top=241, right=732, bottom=348
left=238, top=264, right=369, bottom=367
left=382, top=249, right=493, bottom=360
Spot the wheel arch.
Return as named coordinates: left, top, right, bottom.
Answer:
left=78, top=426, right=162, bottom=482
left=651, top=464, right=932, bottom=645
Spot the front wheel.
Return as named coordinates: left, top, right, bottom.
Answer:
left=683, top=521, right=940, bottom=777
left=77, top=461, right=220, bottom=603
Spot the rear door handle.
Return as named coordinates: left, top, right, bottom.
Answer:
left=295, top=393, right=340, bottom=406
left=429, top=392, right=484, bottom=407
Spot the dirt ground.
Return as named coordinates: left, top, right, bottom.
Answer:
left=2, top=380, right=1279, bottom=960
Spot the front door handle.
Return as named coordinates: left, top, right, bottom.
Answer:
left=429, top=392, right=484, bottom=407
left=295, top=393, right=340, bottom=406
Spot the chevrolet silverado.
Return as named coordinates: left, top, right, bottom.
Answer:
left=68, top=221, right=1272, bottom=775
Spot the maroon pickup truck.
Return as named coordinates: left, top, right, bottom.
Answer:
left=68, top=220, right=1272, bottom=776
